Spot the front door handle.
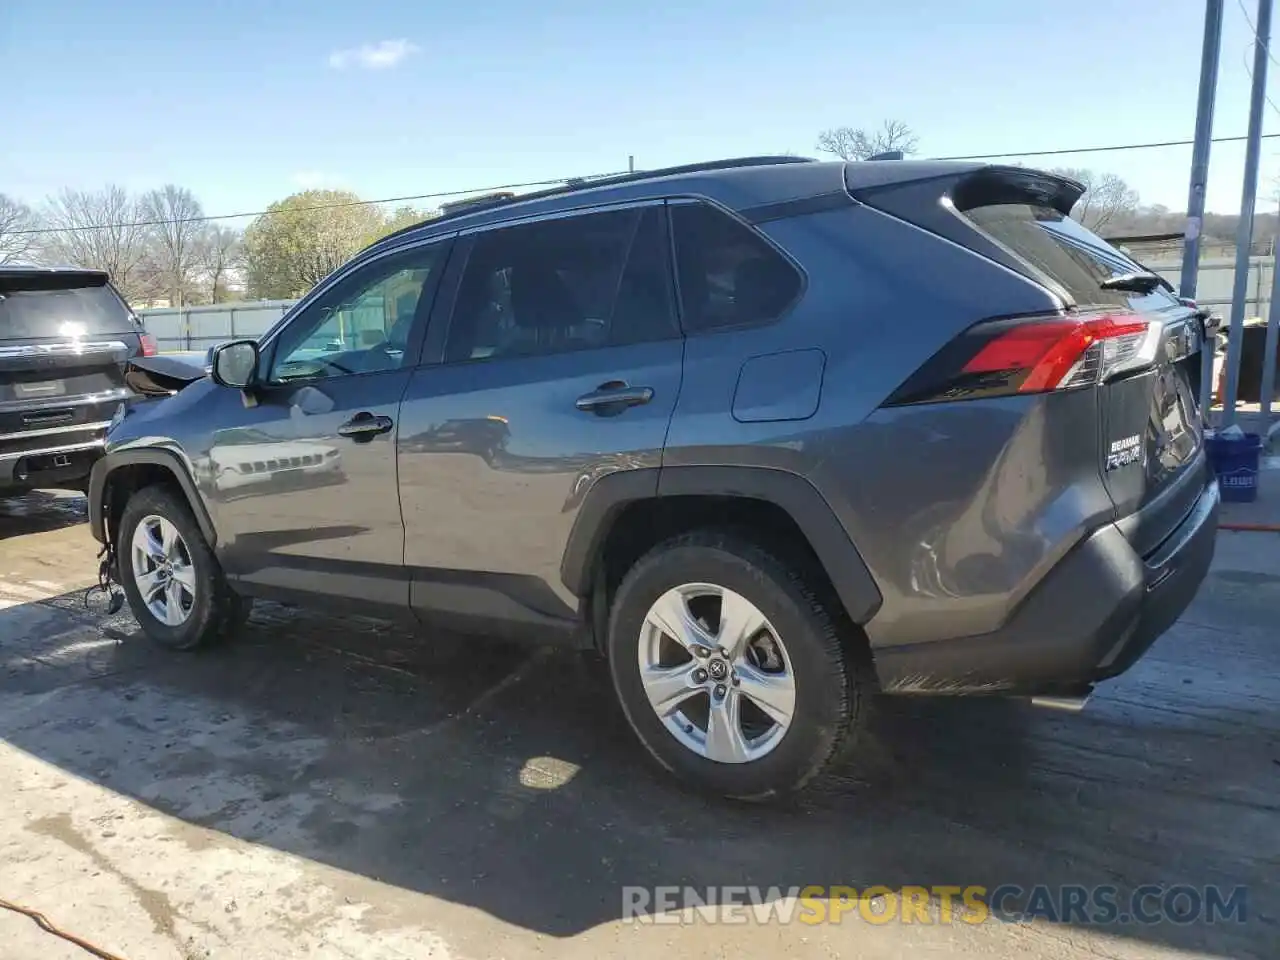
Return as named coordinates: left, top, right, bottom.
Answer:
left=338, top=412, right=394, bottom=442
left=575, top=382, right=654, bottom=413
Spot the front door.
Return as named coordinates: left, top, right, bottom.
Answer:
left=208, top=237, right=453, bottom=609
left=397, top=204, right=684, bottom=630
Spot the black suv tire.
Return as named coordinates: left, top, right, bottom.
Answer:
left=606, top=530, right=863, bottom=801
left=118, top=484, right=250, bottom=651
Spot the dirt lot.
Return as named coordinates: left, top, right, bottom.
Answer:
left=0, top=490, right=1276, bottom=959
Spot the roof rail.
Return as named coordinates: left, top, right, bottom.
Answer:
left=438, top=191, right=518, bottom=216
left=517, top=155, right=816, bottom=203
left=372, top=155, right=818, bottom=247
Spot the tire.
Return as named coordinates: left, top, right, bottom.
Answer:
left=606, top=530, right=863, bottom=801
left=117, top=483, right=250, bottom=651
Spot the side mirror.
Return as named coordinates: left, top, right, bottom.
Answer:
left=210, top=340, right=260, bottom=389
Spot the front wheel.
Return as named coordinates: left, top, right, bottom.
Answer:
left=117, top=484, right=250, bottom=651
left=606, top=531, right=864, bottom=801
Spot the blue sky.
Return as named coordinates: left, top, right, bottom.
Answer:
left=3, top=0, right=1280, bottom=223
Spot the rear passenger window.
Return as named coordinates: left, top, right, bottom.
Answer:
left=670, top=202, right=801, bottom=332
left=444, top=206, right=678, bottom=363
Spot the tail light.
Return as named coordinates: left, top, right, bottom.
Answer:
left=886, top=311, right=1161, bottom=406
left=139, top=332, right=159, bottom=357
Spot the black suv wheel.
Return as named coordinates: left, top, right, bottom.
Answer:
left=606, top=530, right=864, bottom=800
left=117, top=484, right=250, bottom=650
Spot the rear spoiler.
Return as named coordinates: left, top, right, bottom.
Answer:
left=951, top=166, right=1084, bottom=218
left=846, top=163, right=1085, bottom=218
left=844, top=163, right=1087, bottom=285
left=0, top=267, right=110, bottom=293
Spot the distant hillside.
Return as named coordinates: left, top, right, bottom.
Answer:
left=1103, top=208, right=1280, bottom=255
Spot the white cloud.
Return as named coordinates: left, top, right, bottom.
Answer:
left=327, top=39, right=419, bottom=71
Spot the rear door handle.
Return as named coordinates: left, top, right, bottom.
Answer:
left=338, top=412, right=394, bottom=441
left=575, top=383, right=654, bottom=413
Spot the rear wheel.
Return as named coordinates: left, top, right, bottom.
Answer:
left=607, top=530, right=863, bottom=801
left=118, top=484, right=250, bottom=651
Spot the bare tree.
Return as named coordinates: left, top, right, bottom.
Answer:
left=142, top=185, right=205, bottom=306
left=0, top=194, right=37, bottom=265
left=131, top=247, right=171, bottom=307
left=816, top=120, right=919, bottom=161
left=197, top=225, right=244, bottom=303
left=40, top=186, right=150, bottom=303
left=1051, top=168, right=1140, bottom=233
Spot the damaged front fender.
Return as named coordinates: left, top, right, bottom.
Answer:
left=123, top=353, right=211, bottom=398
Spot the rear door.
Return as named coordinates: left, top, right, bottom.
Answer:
left=397, top=203, right=684, bottom=631
left=0, top=270, right=144, bottom=455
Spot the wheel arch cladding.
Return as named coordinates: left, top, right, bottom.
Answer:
left=91, top=448, right=217, bottom=548
left=560, top=465, right=883, bottom=626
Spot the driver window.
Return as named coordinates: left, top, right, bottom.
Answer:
left=269, top=240, right=448, bottom=382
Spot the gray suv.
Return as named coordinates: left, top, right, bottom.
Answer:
left=88, top=157, right=1219, bottom=800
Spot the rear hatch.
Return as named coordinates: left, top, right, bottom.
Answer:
left=0, top=268, right=152, bottom=445
left=851, top=165, right=1207, bottom=554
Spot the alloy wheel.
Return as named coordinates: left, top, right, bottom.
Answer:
left=637, top=582, right=796, bottom=764
left=130, top=514, right=197, bottom=626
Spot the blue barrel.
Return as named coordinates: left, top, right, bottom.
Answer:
left=1205, top=432, right=1263, bottom=503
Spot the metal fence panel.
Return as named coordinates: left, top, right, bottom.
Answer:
left=1150, top=257, right=1273, bottom=320
left=137, top=301, right=297, bottom=352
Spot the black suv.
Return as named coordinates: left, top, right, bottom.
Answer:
left=1, top=266, right=156, bottom=494
left=89, top=157, right=1219, bottom=800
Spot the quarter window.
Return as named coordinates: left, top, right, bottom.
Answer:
left=444, top=206, right=678, bottom=363
left=670, top=202, right=802, bottom=332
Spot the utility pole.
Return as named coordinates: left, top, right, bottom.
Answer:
left=1260, top=201, right=1280, bottom=425
left=1223, top=0, right=1273, bottom=425
left=1181, top=0, right=1225, bottom=415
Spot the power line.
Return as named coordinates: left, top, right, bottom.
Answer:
left=930, top=131, right=1280, bottom=162
left=10, top=172, right=628, bottom=237
left=1237, top=0, right=1280, bottom=71
left=19, top=130, right=1280, bottom=237
left=1239, top=44, right=1280, bottom=122
left=1234, top=0, right=1280, bottom=120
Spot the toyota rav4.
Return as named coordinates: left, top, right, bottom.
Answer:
left=88, top=157, right=1219, bottom=800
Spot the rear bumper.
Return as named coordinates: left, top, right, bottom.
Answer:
left=873, top=476, right=1220, bottom=695
left=0, top=430, right=107, bottom=489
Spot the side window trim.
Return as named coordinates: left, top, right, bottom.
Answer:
left=418, top=233, right=474, bottom=366
left=666, top=196, right=807, bottom=336
left=431, top=200, right=678, bottom=367
left=452, top=197, right=667, bottom=238
left=258, top=234, right=457, bottom=382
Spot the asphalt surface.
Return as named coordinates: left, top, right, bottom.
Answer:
left=0, top=489, right=1276, bottom=959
